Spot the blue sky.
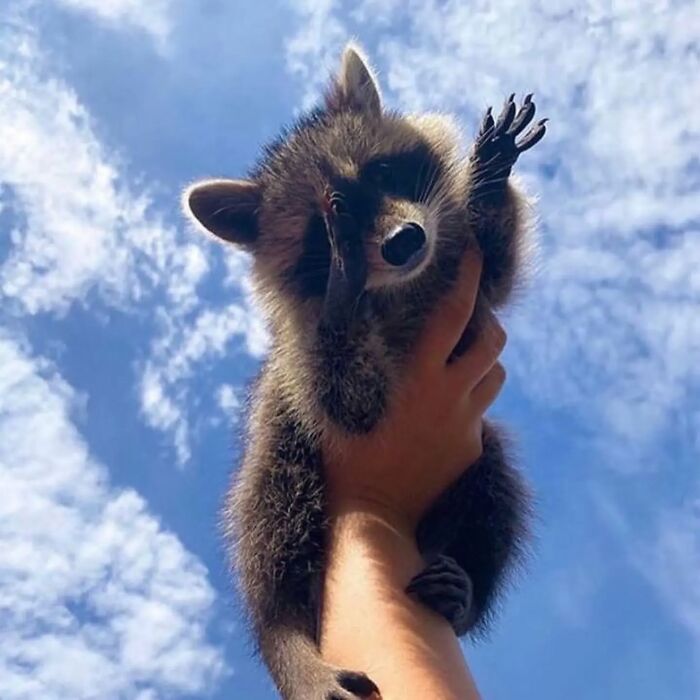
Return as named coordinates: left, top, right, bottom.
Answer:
left=1, top=1, right=698, bottom=698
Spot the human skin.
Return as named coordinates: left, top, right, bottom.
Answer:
left=321, top=251, right=506, bottom=699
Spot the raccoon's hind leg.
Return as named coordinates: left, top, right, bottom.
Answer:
left=468, top=94, right=547, bottom=307
left=414, top=421, right=532, bottom=637
left=230, top=403, right=378, bottom=700
left=258, top=619, right=379, bottom=700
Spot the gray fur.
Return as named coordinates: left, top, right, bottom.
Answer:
left=186, top=44, right=545, bottom=700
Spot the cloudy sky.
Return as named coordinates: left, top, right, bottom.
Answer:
left=1, top=0, right=698, bottom=698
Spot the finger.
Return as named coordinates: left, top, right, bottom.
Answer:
left=470, top=361, right=507, bottom=414
left=414, top=251, right=483, bottom=370
left=448, top=308, right=506, bottom=390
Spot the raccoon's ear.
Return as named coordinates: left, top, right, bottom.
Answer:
left=184, top=179, right=261, bottom=249
left=326, top=43, right=382, bottom=117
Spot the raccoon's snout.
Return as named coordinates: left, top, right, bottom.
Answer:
left=380, top=223, right=427, bottom=268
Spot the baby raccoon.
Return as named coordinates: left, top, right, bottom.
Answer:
left=185, top=44, right=546, bottom=700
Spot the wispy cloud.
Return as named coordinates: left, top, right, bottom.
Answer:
left=285, top=0, right=349, bottom=109
left=139, top=261, right=267, bottom=465
left=642, top=494, right=700, bottom=650
left=52, top=0, right=173, bottom=46
left=0, top=331, right=226, bottom=698
left=0, top=11, right=265, bottom=463
left=0, top=18, right=199, bottom=315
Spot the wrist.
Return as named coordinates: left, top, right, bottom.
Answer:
left=326, top=502, right=425, bottom=599
left=328, top=494, right=418, bottom=544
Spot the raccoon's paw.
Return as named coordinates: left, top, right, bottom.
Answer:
left=471, top=94, right=547, bottom=198
left=329, top=670, right=380, bottom=700
left=406, top=554, right=474, bottom=637
left=295, top=666, right=379, bottom=700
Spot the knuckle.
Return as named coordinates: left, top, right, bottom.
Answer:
left=496, top=324, right=507, bottom=351
left=478, top=362, right=506, bottom=406
left=487, top=318, right=507, bottom=354
left=493, top=361, right=507, bottom=387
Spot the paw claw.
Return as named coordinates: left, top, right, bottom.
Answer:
left=337, top=670, right=379, bottom=698
left=516, top=118, right=548, bottom=152
left=507, top=95, right=537, bottom=136
left=478, top=106, right=495, bottom=139
left=493, top=96, right=517, bottom=135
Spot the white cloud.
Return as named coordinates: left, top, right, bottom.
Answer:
left=0, top=19, right=203, bottom=316
left=139, top=303, right=254, bottom=465
left=284, top=0, right=350, bottom=109
left=51, top=0, right=173, bottom=46
left=0, top=331, right=226, bottom=699
left=0, top=14, right=266, bottom=462
left=139, top=249, right=268, bottom=465
left=217, top=383, right=242, bottom=414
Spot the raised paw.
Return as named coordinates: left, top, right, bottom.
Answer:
left=406, top=554, right=474, bottom=637
left=471, top=93, right=547, bottom=204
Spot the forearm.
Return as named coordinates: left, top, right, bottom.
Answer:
left=320, top=509, right=481, bottom=700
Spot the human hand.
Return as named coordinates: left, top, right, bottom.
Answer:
left=323, top=250, right=507, bottom=535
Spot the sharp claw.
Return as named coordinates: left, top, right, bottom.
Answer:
left=337, top=671, right=380, bottom=697
left=507, top=100, right=536, bottom=136
left=494, top=96, right=517, bottom=135
left=516, top=119, right=548, bottom=152
left=479, top=106, right=495, bottom=137
left=524, top=92, right=533, bottom=104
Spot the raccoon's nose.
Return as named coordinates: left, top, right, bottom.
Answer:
left=381, top=223, right=427, bottom=267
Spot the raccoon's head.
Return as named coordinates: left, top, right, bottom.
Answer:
left=185, top=43, right=466, bottom=326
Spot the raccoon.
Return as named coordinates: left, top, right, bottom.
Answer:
left=185, top=44, right=546, bottom=700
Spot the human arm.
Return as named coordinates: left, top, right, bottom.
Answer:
left=321, top=251, right=506, bottom=699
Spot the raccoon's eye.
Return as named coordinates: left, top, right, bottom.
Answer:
left=366, top=161, right=396, bottom=190
left=362, top=147, right=441, bottom=201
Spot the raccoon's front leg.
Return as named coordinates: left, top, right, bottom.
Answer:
left=315, top=191, right=389, bottom=435
left=468, top=94, right=547, bottom=306
left=315, top=318, right=389, bottom=435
